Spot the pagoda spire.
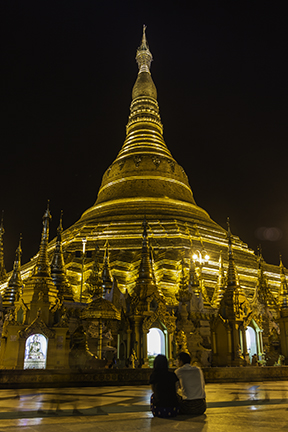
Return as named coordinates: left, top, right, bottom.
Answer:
left=85, top=245, right=102, bottom=298
left=113, top=26, right=172, bottom=161
left=226, top=218, right=239, bottom=287
left=188, top=257, right=200, bottom=294
left=101, top=241, right=113, bottom=294
left=2, top=234, right=23, bottom=307
left=136, top=218, right=155, bottom=288
left=218, top=219, right=240, bottom=319
left=20, top=203, right=59, bottom=323
left=0, top=211, right=7, bottom=282
left=176, top=257, right=192, bottom=304
left=133, top=218, right=159, bottom=303
left=136, top=25, right=153, bottom=73
left=33, top=201, right=52, bottom=277
left=211, top=251, right=225, bottom=307
left=279, top=255, right=288, bottom=310
left=85, top=27, right=201, bottom=224
left=51, top=211, right=74, bottom=301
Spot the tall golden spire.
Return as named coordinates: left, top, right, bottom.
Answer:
left=20, top=203, right=59, bottom=323
left=133, top=219, right=159, bottom=305
left=0, top=211, right=7, bottom=282
left=101, top=241, right=113, bottom=293
left=33, top=202, right=52, bottom=277
left=83, top=26, right=201, bottom=222
left=2, top=234, right=23, bottom=307
left=118, top=26, right=168, bottom=159
left=218, top=219, right=240, bottom=319
left=226, top=218, right=239, bottom=288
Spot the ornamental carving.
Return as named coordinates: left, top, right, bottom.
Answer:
left=118, top=160, right=125, bottom=170
left=133, top=155, right=142, bottom=168
left=152, top=156, right=161, bottom=168
left=18, top=317, right=56, bottom=340
left=142, top=304, right=176, bottom=333
left=168, top=159, right=175, bottom=172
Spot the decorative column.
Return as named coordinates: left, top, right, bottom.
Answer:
left=134, top=316, right=141, bottom=360
left=117, top=333, right=120, bottom=359
left=212, top=331, right=217, bottom=354
left=127, top=327, right=132, bottom=360
left=142, top=329, right=149, bottom=368
left=97, top=318, right=102, bottom=359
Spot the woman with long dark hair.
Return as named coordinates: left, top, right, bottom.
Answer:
left=149, top=354, right=179, bottom=418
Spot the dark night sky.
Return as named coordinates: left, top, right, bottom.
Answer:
left=1, top=1, right=288, bottom=270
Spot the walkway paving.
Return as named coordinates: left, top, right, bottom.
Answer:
left=0, top=381, right=287, bottom=431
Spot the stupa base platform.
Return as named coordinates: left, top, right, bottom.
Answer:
left=0, top=366, right=288, bottom=389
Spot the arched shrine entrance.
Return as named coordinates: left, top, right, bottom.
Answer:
left=245, top=321, right=263, bottom=364
left=147, top=327, right=166, bottom=367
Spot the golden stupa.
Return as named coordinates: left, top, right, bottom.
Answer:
left=1, top=27, right=288, bottom=370
left=3, top=27, right=283, bottom=306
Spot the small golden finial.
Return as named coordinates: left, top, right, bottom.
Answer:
left=136, top=25, right=153, bottom=73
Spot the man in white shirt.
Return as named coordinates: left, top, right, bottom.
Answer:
left=175, top=352, right=206, bottom=415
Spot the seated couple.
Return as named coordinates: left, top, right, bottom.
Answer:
left=149, top=352, right=206, bottom=418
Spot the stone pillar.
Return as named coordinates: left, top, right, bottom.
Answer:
left=134, top=316, right=141, bottom=360
left=97, top=318, right=102, bottom=359
left=127, top=328, right=132, bottom=359
left=142, top=330, right=149, bottom=368
left=212, top=331, right=217, bottom=354
left=117, top=334, right=120, bottom=359
left=227, top=328, right=232, bottom=365
left=227, top=329, right=232, bottom=353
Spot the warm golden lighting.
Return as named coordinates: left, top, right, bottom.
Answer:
left=82, top=237, right=87, bottom=254
left=193, top=250, right=209, bottom=266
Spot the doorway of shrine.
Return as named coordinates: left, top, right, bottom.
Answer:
left=246, top=326, right=257, bottom=364
left=147, top=327, right=165, bottom=368
left=24, top=333, right=48, bottom=369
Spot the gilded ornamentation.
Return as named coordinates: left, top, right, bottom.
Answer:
left=118, top=160, right=125, bottom=170
left=133, top=155, right=142, bottom=168
left=18, top=317, right=55, bottom=340
left=152, top=156, right=161, bottom=168
left=167, top=159, right=175, bottom=172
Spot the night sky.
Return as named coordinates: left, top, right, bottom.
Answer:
left=1, top=2, right=288, bottom=270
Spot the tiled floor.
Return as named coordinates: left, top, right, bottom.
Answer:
left=0, top=381, right=287, bottom=431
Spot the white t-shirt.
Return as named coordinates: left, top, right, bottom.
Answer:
left=175, top=364, right=206, bottom=400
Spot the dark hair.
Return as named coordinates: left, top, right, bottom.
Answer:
left=153, top=354, right=168, bottom=371
left=178, top=352, right=191, bottom=365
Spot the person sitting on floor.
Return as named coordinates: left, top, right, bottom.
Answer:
left=149, top=354, right=179, bottom=418
left=175, top=351, right=206, bottom=416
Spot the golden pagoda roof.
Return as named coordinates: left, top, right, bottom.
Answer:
left=79, top=27, right=213, bottom=227
left=81, top=297, right=121, bottom=320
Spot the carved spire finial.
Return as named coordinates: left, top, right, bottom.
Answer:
left=136, top=25, right=153, bottom=73
left=33, top=201, right=52, bottom=277
left=101, top=240, right=113, bottom=294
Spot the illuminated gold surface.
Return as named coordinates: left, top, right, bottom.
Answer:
left=0, top=30, right=286, bottom=368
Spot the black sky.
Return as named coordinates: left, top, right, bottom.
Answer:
left=1, top=1, right=288, bottom=270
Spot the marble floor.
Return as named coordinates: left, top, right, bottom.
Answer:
left=0, top=381, right=287, bottom=431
